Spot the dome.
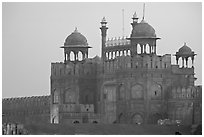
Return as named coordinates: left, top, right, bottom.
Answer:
left=64, top=28, right=88, bottom=46
left=131, top=20, right=156, bottom=38
left=178, top=43, right=192, bottom=55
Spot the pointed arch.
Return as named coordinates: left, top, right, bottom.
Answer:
left=150, top=83, right=162, bottom=100
left=146, top=44, right=150, bottom=54
left=70, top=51, right=75, bottom=61
left=78, top=51, right=83, bottom=61
left=137, top=44, right=141, bottom=54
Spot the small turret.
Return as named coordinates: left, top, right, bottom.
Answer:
left=131, top=12, right=139, bottom=28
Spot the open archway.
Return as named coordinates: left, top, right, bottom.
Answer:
left=78, top=51, right=83, bottom=61
left=132, top=114, right=143, bottom=124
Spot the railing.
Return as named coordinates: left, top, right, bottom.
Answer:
left=105, top=37, right=130, bottom=47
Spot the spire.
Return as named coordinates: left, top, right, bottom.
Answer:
left=133, top=11, right=138, bottom=19
left=142, top=3, right=145, bottom=20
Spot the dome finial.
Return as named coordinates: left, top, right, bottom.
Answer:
left=133, top=11, right=138, bottom=19
left=184, top=42, right=187, bottom=46
left=102, top=16, right=106, bottom=22
left=74, top=27, right=78, bottom=32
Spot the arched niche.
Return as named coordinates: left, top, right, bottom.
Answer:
left=131, top=84, right=143, bottom=99
left=64, top=89, right=75, bottom=103
left=119, top=85, right=125, bottom=100
left=150, top=83, right=162, bottom=100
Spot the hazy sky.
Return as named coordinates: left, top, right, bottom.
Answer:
left=2, top=2, right=202, bottom=98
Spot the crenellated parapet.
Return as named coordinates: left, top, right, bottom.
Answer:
left=2, top=95, right=50, bottom=104
left=104, top=54, right=172, bottom=74
left=51, top=58, right=102, bottom=78
left=105, top=36, right=130, bottom=47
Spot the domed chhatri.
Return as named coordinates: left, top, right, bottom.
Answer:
left=175, top=43, right=196, bottom=68
left=178, top=43, right=193, bottom=55
left=61, top=28, right=91, bottom=63
left=131, top=19, right=156, bottom=38
left=64, top=27, right=88, bottom=47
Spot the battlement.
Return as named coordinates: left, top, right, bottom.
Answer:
left=171, top=65, right=194, bottom=74
left=104, top=54, right=172, bottom=74
left=105, top=36, right=130, bottom=47
left=2, top=95, right=50, bottom=104
left=51, top=59, right=100, bottom=77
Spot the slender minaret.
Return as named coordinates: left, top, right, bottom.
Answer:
left=122, top=9, right=125, bottom=37
left=100, top=17, right=108, bottom=59
left=142, top=3, right=145, bottom=20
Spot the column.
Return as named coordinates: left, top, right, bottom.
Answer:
left=154, top=45, right=156, bottom=54
left=64, top=52, right=67, bottom=63
left=191, top=56, right=194, bottom=68
left=141, top=45, right=143, bottom=54
left=176, top=56, right=179, bottom=65
left=136, top=44, right=138, bottom=54
left=185, top=57, right=189, bottom=68
left=182, top=57, right=184, bottom=68
left=74, top=52, right=77, bottom=61
left=144, top=44, right=146, bottom=54
left=67, top=51, right=70, bottom=61
left=82, top=52, right=85, bottom=60
left=149, top=45, right=152, bottom=54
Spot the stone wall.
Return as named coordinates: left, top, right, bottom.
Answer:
left=2, top=95, right=50, bottom=124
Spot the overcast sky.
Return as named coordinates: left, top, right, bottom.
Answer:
left=2, top=2, right=202, bottom=98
